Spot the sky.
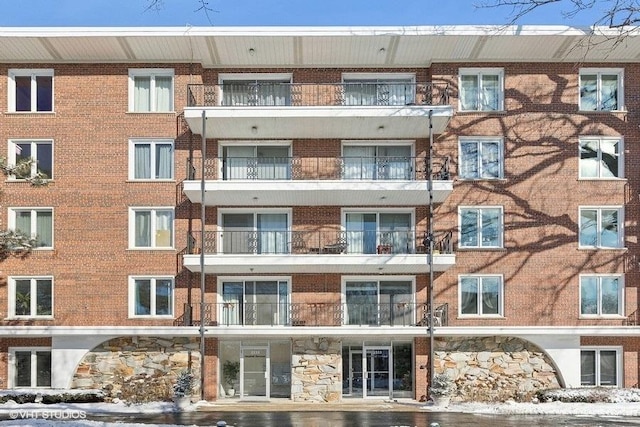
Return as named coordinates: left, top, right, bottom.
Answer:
left=0, top=0, right=609, bottom=27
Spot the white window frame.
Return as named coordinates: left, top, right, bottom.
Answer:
left=218, top=140, right=292, bottom=181
left=8, top=347, right=52, bottom=388
left=458, top=274, right=504, bottom=317
left=8, top=276, right=54, bottom=319
left=579, top=68, right=624, bottom=112
left=580, top=347, right=622, bottom=387
left=128, top=276, right=175, bottom=318
left=579, top=274, right=624, bottom=318
left=8, top=69, right=54, bottom=113
left=218, top=73, right=293, bottom=106
left=216, top=276, right=292, bottom=325
left=578, top=206, right=624, bottom=249
left=578, top=136, right=623, bottom=179
left=128, top=68, right=175, bottom=112
left=341, top=275, right=416, bottom=325
left=458, top=68, right=504, bottom=112
left=7, top=139, right=54, bottom=181
left=458, top=206, right=503, bottom=249
left=128, top=138, right=175, bottom=181
left=458, top=137, right=504, bottom=180
left=8, top=207, right=54, bottom=249
left=129, top=207, right=175, bottom=249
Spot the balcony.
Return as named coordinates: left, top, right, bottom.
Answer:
left=182, top=230, right=455, bottom=274
left=182, top=155, right=452, bottom=206
left=174, top=302, right=449, bottom=328
left=183, top=82, right=453, bottom=139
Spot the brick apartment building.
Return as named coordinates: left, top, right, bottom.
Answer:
left=0, top=25, right=638, bottom=403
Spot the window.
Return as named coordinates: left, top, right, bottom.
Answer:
left=459, top=68, right=503, bottom=111
left=459, top=207, right=502, bottom=248
left=579, top=69, right=623, bottom=111
left=221, top=144, right=291, bottom=180
left=130, top=208, right=174, bottom=248
left=219, top=73, right=292, bottom=106
left=345, top=211, right=413, bottom=254
left=8, top=69, right=53, bottom=112
left=579, top=207, right=623, bottom=249
left=342, top=143, right=413, bottom=180
left=459, top=138, right=503, bottom=179
left=9, top=208, right=53, bottom=248
left=342, top=73, right=416, bottom=106
left=580, top=275, right=623, bottom=317
left=129, top=139, right=174, bottom=180
left=221, top=211, right=289, bottom=254
left=8, top=140, right=53, bottom=180
left=459, top=275, right=503, bottom=316
left=129, top=277, right=174, bottom=317
left=579, top=137, right=622, bottom=179
left=9, top=348, right=51, bottom=388
left=220, top=279, right=290, bottom=325
left=9, top=277, right=53, bottom=318
left=343, top=279, right=413, bottom=326
left=128, top=69, right=174, bottom=112
left=581, top=348, right=620, bottom=386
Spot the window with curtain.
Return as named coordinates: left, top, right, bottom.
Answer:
left=11, top=277, right=52, bottom=318
left=9, top=140, right=53, bottom=180
left=131, top=208, right=174, bottom=248
left=579, top=137, right=622, bottom=179
left=343, top=78, right=415, bottom=106
left=343, top=144, right=412, bottom=180
left=579, top=69, right=622, bottom=111
left=222, top=280, right=289, bottom=326
left=129, top=69, right=174, bottom=112
left=459, top=69, right=503, bottom=111
left=9, top=69, right=54, bottom=112
left=221, top=79, right=291, bottom=106
left=131, top=139, right=174, bottom=180
left=344, top=280, right=412, bottom=326
left=345, top=212, right=412, bottom=254
left=459, top=207, right=502, bottom=248
left=459, top=276, right=502, bottom=316
left=11, top=349, right=51, bottom=388
left=130, top=277, right=173, bottom=317
left=580, top=276, right=622, bottom=316
left=222, top=145, right=291, bottom=180
left=459, top=138, right=502, bottom=179
left=581, top=349, right=619, bottom=386
left=12, top=208, right=53, bottom=248
left=222, top=212, right=289, bottom=254
left=579, top=207, right=622, bottom=248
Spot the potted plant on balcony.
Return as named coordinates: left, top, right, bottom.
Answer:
left=173, top=369, right=194, bottom=410
left=223, top=360, right=240, bottom=397
left=430, top=373, right=455, bottom=407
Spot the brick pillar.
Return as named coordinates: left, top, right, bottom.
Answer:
left=415, top=336, right=430, bottom=402
left=203, top=337, right=219, bottom=401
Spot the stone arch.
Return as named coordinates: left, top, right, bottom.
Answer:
left=71, top=336, right=201, bottom=402
left=434, top=336, right=561, bottom=402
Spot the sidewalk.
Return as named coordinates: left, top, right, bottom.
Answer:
left=197, top=398, right=426, bottom=412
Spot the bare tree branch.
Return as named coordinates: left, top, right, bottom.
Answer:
left=143, top=0, right=217, bottom=25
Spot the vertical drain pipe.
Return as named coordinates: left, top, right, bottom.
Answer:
left=200, top=110, right=207, bottom=401
left=427, top=109, right=435, bottom=400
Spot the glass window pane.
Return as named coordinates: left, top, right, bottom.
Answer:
left=579, top=140, right=599, bottom=178
left=580, top=350, right=596, bottom=386
left=155, top=143, right=173, bottom=179
left=36, top=76, right=52, bottom=112
left=481, top=209, right=499, bottom=247
left=135, top=211, right=151, bottom=247
left=15, top=211, right=32, bottom=236
left=481, top=74, right=500, bottom=110
left=481, top=142, right=500, bottom=178
left=14, top=143, right=32, bottom=179
left=134, top=144, right=151, bottom=179
left=460, top=277, right=478, bottom=314
left=15, top=76, right=31, bottom=111
left=155, top=76, right=172, bottom=111
left=155, top=279, right=172, bottom=315
left=134, top=76, right=151, bottom=112
left=135, top=279, right=151, bottom=315
left=460, top=142, right=478, bottom=179
left=15, top=279, right=31, bottom=316
left=599, top=139, right=619, bottom=178
left=601, top=277, right=620, bottom=315
left=579, top=209, right=597, bottom=246
left=155, top=210, right=173, bottom=247
left=580, top=74, right=598, bottom=111
left=15, top=351, right=32, bottom=387
left=460, top=209, right=478, bottom=247
left=600, top=209, right=619, bottom=248
left=35, top=211, right=53, bottom=247
left=599, top=351, right=617, bottom=386
left=36, top=279, right=52, bottom=316
left=580, top=277, right=598, bottom=315
left=600, top=75, right=618, bottom=110
left=36, top=143, right=53, bottom=179
left=460, top=75, right=478, bottom=110
left=36, top=351, right=51, bottom=387
left=481, top=277, right=500, bottom=315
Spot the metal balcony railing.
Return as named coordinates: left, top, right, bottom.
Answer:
left=187, top=82, right=450, bottom=108
left=185, top=155, right=450, bottom=181
left=186, top=230, right=454, bottom=256
left=173, top=302, right=449, bottom=328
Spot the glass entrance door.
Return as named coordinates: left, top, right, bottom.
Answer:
left=342, top=349, right=364, bottom=397
left=364, top=346, right=392, bottom=398
left=241, top=346, right=269, bottom=399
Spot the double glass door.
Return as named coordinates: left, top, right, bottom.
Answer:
left=241, top=346, right=268, bottom=399
left=343, top=346, right=392, bottom=398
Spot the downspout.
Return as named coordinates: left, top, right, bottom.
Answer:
left=427, top=109, right=435, bottom=399
left=199, top=110, right=207, bottom=401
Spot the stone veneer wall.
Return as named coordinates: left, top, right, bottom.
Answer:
left=72, top=337, right=201, bottom=402
left=291, top=337, right=341, bottom=402
left=434, top=336, right=561, bottom=402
